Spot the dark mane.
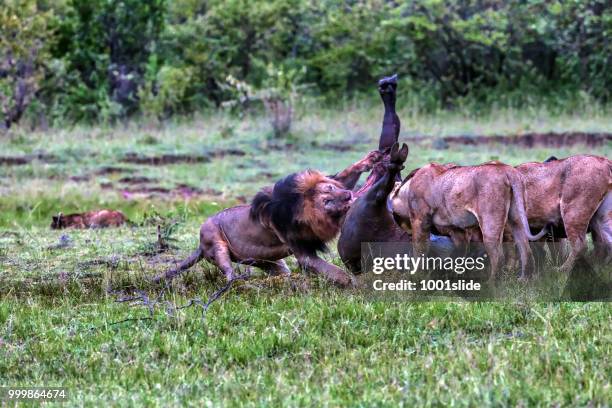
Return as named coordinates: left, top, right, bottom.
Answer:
left=250, top=173, right=327, bottom=256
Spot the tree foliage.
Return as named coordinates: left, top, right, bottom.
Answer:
left=0, top=0, right=53, bottom=129
left=1, top=0, right=610, bottom=127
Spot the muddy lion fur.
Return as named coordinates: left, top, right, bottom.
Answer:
left=50, top=209, right=127, bottom=229
left=516, top=154, right=612, bottom=271
left=154, top=151, right=381, bottom=287
left=391, top=161, right=548, bottom=280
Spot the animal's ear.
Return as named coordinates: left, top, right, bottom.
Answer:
left=389, top=142, right=399, bottom=158
left=390, top=142, right=408, bottom=165
left=399, top=143, right=409, bottom=162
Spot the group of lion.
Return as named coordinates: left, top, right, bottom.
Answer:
left=390, top=148, right=611, bottom=281
left=52, top=76, right=610, bottom=287
left=154, top=75, right=611, bottom=286
left=155, top=147, right=610, bottom=287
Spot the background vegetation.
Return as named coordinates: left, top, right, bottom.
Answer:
left=1, top=1, right=610, bottom=405
left=1, top=0, right=611, bottom=129
left=1, top=112, right=610, bottom=405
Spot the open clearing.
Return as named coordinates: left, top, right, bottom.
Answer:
left=1, top=107, right=611, bottom=406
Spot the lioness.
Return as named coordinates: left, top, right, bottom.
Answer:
left=154, top=151, right=381, bottom=287
left=391, top=162, right=548, bottom=280
left=591, top=192, right=612, bottom=262
left=50, top=210, right=127, bottom=229
left=516, top=154, right=611, bottom=271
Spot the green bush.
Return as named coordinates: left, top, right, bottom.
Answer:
left=0, top=0, right=54, bottom=130
left=0, top=0, right=609, bottom=127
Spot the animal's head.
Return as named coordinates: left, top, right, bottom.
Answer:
left=378, top=74, right=398, bottom=96
left=50, top=212, right=64, bottom=229
left=390, top=163, right=456, bottom=233
left=250, top=170, right=353, bottom=255
left=311, top=179, right=352, bottom=217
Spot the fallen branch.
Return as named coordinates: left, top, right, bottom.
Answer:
left=108, top=317, right=154, bottom=326
left=107, top=271, right=251, bottom=326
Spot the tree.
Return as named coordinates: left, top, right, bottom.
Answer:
left=0, top=0, right=53, bottom=130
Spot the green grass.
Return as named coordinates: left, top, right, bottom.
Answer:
left=1, top=106, right=611, bottom=406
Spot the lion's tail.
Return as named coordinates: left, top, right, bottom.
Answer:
left=153, top=247, right=204, bottom=283
left=508, top=172, right=548, bottom=241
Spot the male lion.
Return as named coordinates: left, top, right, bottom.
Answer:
left=154, top=151, right=381, bottom=287
left=516, top=154, right=611, bottom=271
left=391, top=162, right=548, bottom=280
left=50, top=210, right=127, bottom=229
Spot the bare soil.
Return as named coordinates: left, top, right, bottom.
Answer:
left=406, top=131, right=611, bottom=149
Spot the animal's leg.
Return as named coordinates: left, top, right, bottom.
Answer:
left=411, top=218, right=430, bottom=258
left=559, top=227, right=588, bottom=274
left=559, top=184, right=607, bottom=273
left=261, top=260, right=291, bottom=276
left=507, top=222, right=536, bottom=280
left=332, top=150, right=383, bottom=190
left=591, top=228, right=606, bottom=261
left=545, top=230, right=568, bottom=267
left=479, top=216, right=506, bottom=282
left=294, top=253, right=353, bottom=287
left=591, top=228, right=612, bottom=264
left=559, top=202, right=593, bottom=274
left=502, top=227, right=521, bottom=271
left=212, top=240, right=237, bottom=281
left=360, top=143, right=409, bottom=203
left=590, top=194, right=612, bottom=264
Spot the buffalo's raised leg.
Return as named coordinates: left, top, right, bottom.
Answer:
left=354, top=74, right=402, bottom=196
left=378, top=74, right=400, bottom=152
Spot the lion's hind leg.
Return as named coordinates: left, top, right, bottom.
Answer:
left=590, top=193, right=612, bottom=264
left=208, top=239, right=237, bottom=282
left=477, top=212, right=506, bottom=282
left=559, top=197, right=596, bottom=273
left=260, top=260, right=291, bottom=276
left=200, top=220, right=238, bottom=282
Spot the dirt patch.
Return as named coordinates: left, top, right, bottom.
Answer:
left=263, top=142, right=297, bottom=152
left=69, top=175, right=91, bottom=182
left=407, top=131, right=612, bottom=149
left=208, top=148, right=247, bottom=158
left=96, top=166, right=136, bottom=175
left=310, top=141, right=356, bottom=152
left=237, top=159, right=269, bottom=170
left=62, top=166, right=137, bottom=182
left=121, top=153, right=211, bottom=165
left=121, top=148, right=246, bottom=166
left=0, top=156, right=29, bottom=165
left=118, top=176, right=159, bottom=184
left=0, top=152, right=60, bottom=166
left=119, top=183, right=221, bottom=200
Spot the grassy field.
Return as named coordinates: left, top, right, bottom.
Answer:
left=1, top=105, right=611, bottom=406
